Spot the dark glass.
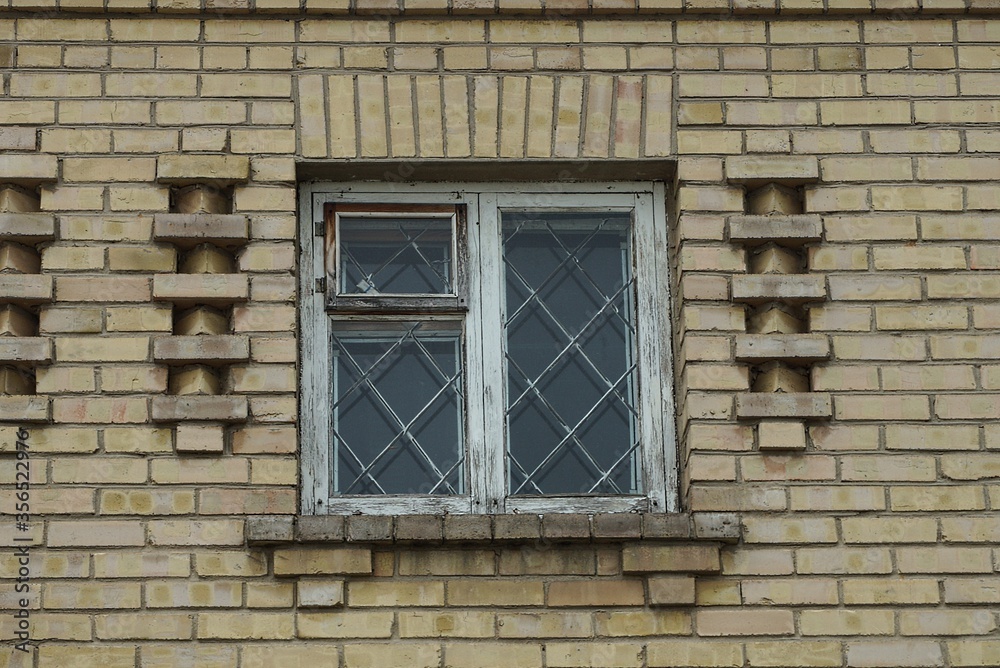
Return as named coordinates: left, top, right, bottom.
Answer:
left=503, top=211, right=640, bottom=496
left=339, top=217, right=452, bottom=295
left=331, top=326, right=464, bottom=495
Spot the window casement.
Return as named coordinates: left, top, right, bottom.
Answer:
left=300, top=183, right=677, bottom=516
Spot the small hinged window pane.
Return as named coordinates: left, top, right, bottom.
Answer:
left=324, top=203, right=467, bottom=313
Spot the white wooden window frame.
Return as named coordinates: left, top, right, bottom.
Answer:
left=299, top=182, right=677, bottom=515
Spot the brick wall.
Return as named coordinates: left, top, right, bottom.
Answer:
left=1, top=5, right=999, bottom=668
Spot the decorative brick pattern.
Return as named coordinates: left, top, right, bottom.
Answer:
left=298, top=73, right=673, bottom=160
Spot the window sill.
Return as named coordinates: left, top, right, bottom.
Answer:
left=245, top=512, right=740, bottom=546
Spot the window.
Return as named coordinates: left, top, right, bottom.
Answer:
left=300, top=183, right=677, bottom=515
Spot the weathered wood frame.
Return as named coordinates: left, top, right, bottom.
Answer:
left=300, top=182, right=677, bottom=515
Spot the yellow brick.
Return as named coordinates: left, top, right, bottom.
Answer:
left=676, top=20, right=764, bottom=43
left=745, top=641, right=842, bottom=667
left=890, top=486, right=986, bottom=512
left=109, top=186, right=169, bottom=212
left=876, top=305, right=967, bottom=330
left=399, top=611, right=495, bottom=638
left=110, top=18, right=201, bottom=41
left=113, top=129, right=179, bottom=153
left=870, top=129, right=961, bottom=154
left=771, top=20, right=859, bottom=43
left=800, top=610, right=895, bottom=636
left=442, top=643, right=542, bottom=668
left=348, top=581, right=445, bottom=607
left=546, top=642, right=643, bottom=667
left=40, top=186, right=105, bottom=212
left=648, top=640, right=743, bottom=668
left=342, top=643, right=440, bottom=668
left=865, top=18, right=954, bottom=43
left=820, top=156, right=912, bottom=182
left=95, top=613, right=193, bottom=640
left=772, top=73, right=862, bottom=97
left=197, top=612, right=294, bottom=639
left=820, top=100, right=911, bottom=125
left=297, top=611, right=393, bottom=638
left=106, top=73, right=198, bottom=97
left=38, top=646, right=137, bottom=667
left=449, top=580, right=545, bottom=606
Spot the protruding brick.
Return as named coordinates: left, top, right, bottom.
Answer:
left=0, top=154, right=59, bottom=185
left=297, top=516, right=346, bottom=542
left=0, top=337, right=51, bottom=365
left=732, top=275, right=827, bottom=304
left=541, top=514, right=591, bottom=539
left=729, top=214, right=824, bottom=246
left=346, top=515, right=393, bottom=542
left=153, top=274, right=249, bottom=306
left=0, top=274, right=52, bottom=304
left=643, top=513, right=692, bottom=539
left=0, top=395, right=49, bottom=421
left=158, top=154, right=251, bottom=184
left=736, top=392, right=833, bottom=419
left=736, top=334, right=830, bottom=363
left=395, top=515, right=443, bottom=542
left=245, top=516, right=294, bottom=544
left=443, top=515, right=491, bottom=541
left=153, top=213, right=250, bottom=249
left=151, top=395, right=248, bottom=422
left=493, top=514, right=541, bottom=540
left=727, top=156, right=819, bottom=185
left=154, top=335, right=249, bottom=365
left=273, top=548, right=372, bottom=576
left=169, top=365, right=221, bottom=396
left=180, top=244, right=236, bottom=274
left=592, top=513, right=642, bottom=539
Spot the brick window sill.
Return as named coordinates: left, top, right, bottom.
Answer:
left=245, top=512, right=740, bottom=546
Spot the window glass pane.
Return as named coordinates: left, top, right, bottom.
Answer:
left=331, top=323, right=464, bottom=495
left=338, top=216, right=453, bottom=295
left=502, top=211, right=640, bottom=496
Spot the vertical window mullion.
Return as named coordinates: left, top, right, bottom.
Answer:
left=475, top=192, right=508, bottom=513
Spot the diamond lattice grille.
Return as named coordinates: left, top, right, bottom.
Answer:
left=339, top=216, right=452, bottom=295
left=331, top=324, right=464, bottom=495
left=502, top=212, right=640, bottom=496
